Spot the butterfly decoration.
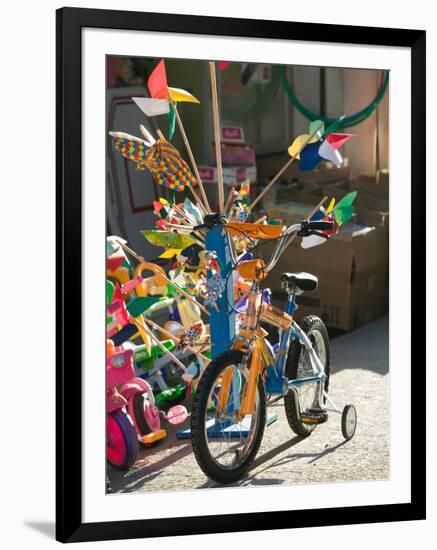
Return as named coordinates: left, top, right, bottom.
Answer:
left=110, top=134, right=196, bottom=191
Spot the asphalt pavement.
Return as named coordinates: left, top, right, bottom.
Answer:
left=108, top=316, right=389, bottom=493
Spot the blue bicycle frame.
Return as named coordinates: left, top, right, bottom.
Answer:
left=264, top=292, right=326, bottom=397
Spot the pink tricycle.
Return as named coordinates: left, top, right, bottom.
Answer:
left=107, top=325, right=187, bottom=470
left=106, top=343, right=139, bottom=470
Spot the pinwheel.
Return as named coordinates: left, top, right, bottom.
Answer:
left=289, top=119, right=354, bottom=171
left=130, top=59, right=210, bottom=212
left=301, top=192, right=357, bottom=249
left=132, top=59, right=199, bottom=118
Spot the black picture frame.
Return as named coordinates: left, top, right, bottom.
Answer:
left=56, top=7, right=426, bottom=543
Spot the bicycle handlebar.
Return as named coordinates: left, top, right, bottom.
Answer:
left=192, top=214, right=335, bottom=275
left=264, top=219, right=334, bottom=273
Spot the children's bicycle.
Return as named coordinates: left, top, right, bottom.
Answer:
left=190, top=218, right=357, bottom=484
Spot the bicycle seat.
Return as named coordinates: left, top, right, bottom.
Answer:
left=280, top=272, right=318, bottom=292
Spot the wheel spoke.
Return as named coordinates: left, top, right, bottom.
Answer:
left=204, top=363, right=261, bottom=470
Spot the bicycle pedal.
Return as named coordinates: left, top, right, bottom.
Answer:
left=142, top=429, right=166, bottom=445
left=300, top=408, right=328, bottom=424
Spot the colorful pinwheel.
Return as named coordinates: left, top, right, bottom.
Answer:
left=288, top=120, right=354, bottom=171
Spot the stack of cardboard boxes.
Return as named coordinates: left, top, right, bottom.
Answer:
left=198, top=126, right=257, bottom=187
left=261, top=173, right=389, bottom=331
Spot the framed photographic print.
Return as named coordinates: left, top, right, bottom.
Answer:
left=56, top=7, right=426, bottom=543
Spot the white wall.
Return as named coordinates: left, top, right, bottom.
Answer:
left=0, top=1, right=434, bottom=550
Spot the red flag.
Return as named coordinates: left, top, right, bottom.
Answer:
left=155, top=219, right=167, bottom=230
left=219, top=61, right=230, bottom=70
left=325, top=133, right=353, bottom=150
left=107, top=250, right=124, bottom=273
left=148, top=60, right=168, bottom=99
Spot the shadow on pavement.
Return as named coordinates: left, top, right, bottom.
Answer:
left=200, top=436, right=302, bottom=489
left=201, top=437, right=349, bottom=489
left=108, top=439, right=193, bottom=493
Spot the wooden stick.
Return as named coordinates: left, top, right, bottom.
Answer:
left=161, top=274, right=210, bottom=316
left=172, top=204, right=205, bottom=240
left=143, top=317, right=210, bottom=364
left=130, top=317, right=187, bottom=371
left=168, top=96, right=210, bottom=213
left=209, top=62, right=225, bottom=214
left=139, top=124, right=156, bottom=144
left=249, top=122, right=325, bottom=212
left=282, top=196, right=328, bottom=253
left=307, top=195, right=329, bottom=221
left=224, top=186, right=235, bottom=214
left=188, top=185, right=208, bottom=216
left=156, top=128, right=166, bottom=141
left=162, top=222, right=196, bottom=232
left=153, top=126, right=206, bottom=211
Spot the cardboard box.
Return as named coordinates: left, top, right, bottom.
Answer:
left=198, top=165, right=257, bottom=185
left=267, top=185, right=389, bottom=229
left=221, top=126, right=245, bottom=144
left=266, top=225, right=388, bottom=331
left=212, top=143, right=256, bottom=166
left=263, top=197, right=388, bottom=331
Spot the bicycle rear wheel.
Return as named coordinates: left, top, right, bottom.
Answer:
left=284, top=315, right=330, bottom=438
left=191, top=349, right=266, bottom=484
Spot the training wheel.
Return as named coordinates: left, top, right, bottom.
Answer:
left=341, top=404, right=357, bottom=440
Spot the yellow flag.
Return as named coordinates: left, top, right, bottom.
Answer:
left=327, top=198, right=336, bottom=213
left=159, top=248, right=181, bottom=259
left=168, top=87, right=200, bottom=104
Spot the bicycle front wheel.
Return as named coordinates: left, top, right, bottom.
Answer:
left=191, top=349, right=266, bottom=484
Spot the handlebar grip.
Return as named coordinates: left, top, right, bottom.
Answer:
left=306, top=220, right=334, bottom=231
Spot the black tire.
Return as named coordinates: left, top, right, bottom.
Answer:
left=284, top=315, right=330, bottom=438
left=341, top=404, right=357, bottom=440
left=191, top=350, right=266, bottom=484
left=107, top=409, right=139, bottom=470
left=164, top=362, right=184, bottom=387
left=132, top=393, right=153, bottom=441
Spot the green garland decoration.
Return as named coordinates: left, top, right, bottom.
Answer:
left=279, top=66, right=389, bottom=129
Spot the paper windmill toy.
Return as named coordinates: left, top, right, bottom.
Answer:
left=288, top=120, right=354, bottom=171
left=132, top=60, right=200, bottom=115
left=131, top=59, right=200, bottom=140
left=301, top=191, right=358, bottom=249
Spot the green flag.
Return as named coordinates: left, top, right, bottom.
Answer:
left=168, top=102, right=176, bottom=140
left=332, top=191, right=357, bottom=225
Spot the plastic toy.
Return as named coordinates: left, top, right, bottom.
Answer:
left=106, top=338, right=188, bottom=470
left=106, top=344, right=139, bottom=470
left=107, top=237, right=212, bottom=399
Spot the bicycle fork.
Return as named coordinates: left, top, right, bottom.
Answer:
left=216, top=289, right=264, bottom=418
left=289, top=321, right=340, bottom=413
